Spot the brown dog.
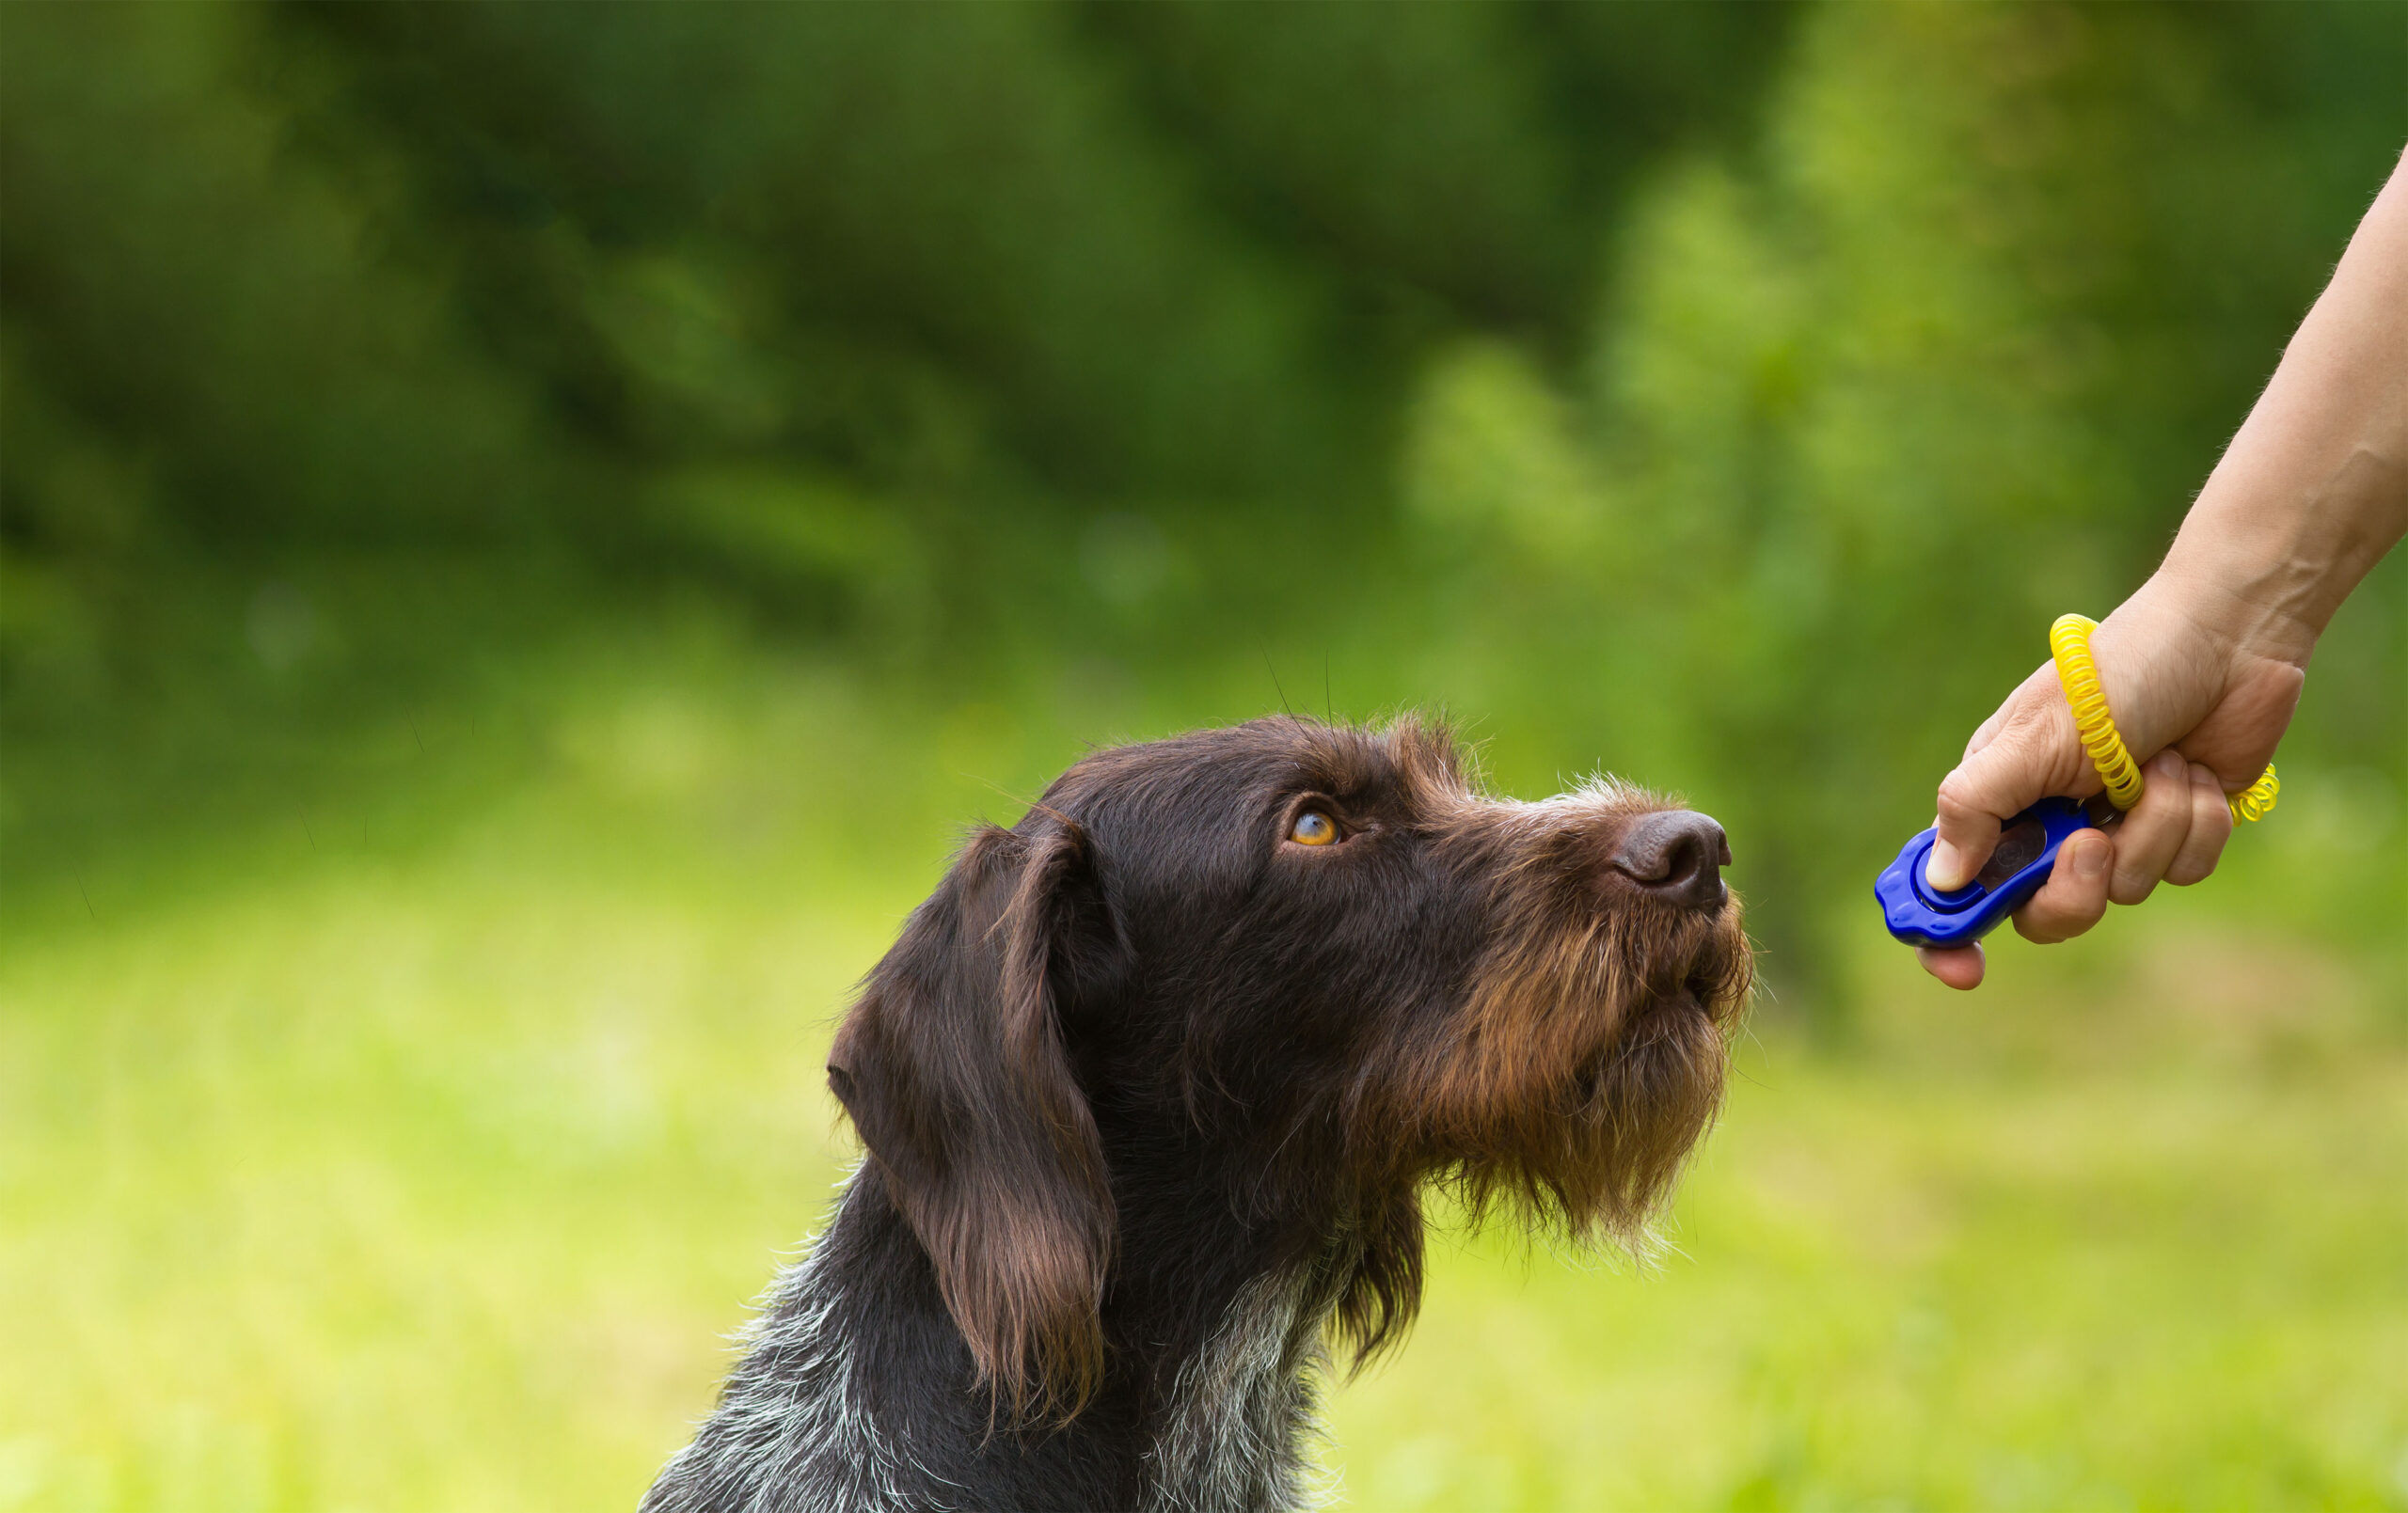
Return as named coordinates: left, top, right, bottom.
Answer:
left=644, top=716, right=1750, bottom=1513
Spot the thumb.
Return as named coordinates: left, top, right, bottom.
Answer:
left=1926, top=670, right=2089, bottom=891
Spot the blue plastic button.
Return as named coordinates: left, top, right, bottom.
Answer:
left=1876, top=796, right=2096, bottom=949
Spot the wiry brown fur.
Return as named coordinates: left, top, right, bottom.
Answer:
left=1328, top=729, right=1751, bottom=1370
left=650, top=714, right=1751, bottom=1513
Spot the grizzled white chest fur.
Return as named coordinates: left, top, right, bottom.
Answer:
left=641, top=1171, right=1344, bottom=1513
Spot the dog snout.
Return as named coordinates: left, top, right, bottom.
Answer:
left=1607, top=810, right=1731, bottom=914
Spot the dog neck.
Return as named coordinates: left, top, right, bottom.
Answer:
left=642, top=1159, right=1366, bottom=1513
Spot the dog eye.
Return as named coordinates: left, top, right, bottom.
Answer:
left=1290, top=811, right=1339, bottom=846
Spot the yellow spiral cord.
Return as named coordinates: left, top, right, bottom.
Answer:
left=2049, top=613, right=2278, bottom=825
left=2226, top=764, right=2281, bottom=823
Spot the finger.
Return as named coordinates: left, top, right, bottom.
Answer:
left=2106, top=750, right=2194, bottom=906
left=1916, top=943, right=1986, bottom=991
left=2013, top=827, right=2111, bottom=943
left=1929, top=663, right=2089, bottom=891
left=1962, top=704, right=2010, bottom=762
left=2164, top=762, right=2235, bottom=886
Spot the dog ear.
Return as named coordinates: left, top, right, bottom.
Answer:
left=827, top=819, right=1116, bottom=1421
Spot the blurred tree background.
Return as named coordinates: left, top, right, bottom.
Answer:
left=3, top=4, right=2403, bottom=1509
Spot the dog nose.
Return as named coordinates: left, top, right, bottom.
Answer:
left=1608, top=810, right=1731, bottom=913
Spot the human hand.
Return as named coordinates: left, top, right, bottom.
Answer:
left=1913, top=578, right=2305, bottom=990
left=1912, top=147, right=2403, bottom=989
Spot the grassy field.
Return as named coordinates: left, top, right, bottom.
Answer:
left=5, top=655, right=2404, bottom=1512
left=10, top=6, right=2404, bottom=1506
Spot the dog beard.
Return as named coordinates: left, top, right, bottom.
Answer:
left=1443, top=892, right=1752, bottom=1251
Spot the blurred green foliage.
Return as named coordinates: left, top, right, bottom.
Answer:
left=5, top=0, right=2400, bottom=1003
left=4, top=4, right=2405, bottom=1507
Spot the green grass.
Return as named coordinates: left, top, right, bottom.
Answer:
left=5, top=659, right=2404, bottom=1512
left=1332, top=1051, right=2408, bottom=1510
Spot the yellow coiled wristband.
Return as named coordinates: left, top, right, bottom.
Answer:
left=2048, top=613, right=2278, bottom=825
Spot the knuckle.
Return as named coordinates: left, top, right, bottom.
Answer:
left=2050, top=882, right=2109, bottom=936
left=2015, top=885, right=2099, bottom=944
left=1933, top=770, right=1991, bottom=827
left=2167, top=842, right=2224, bottom=888
left=2110, top=875, right=2160, bottom=906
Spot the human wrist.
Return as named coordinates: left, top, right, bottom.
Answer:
left=2084, top=559, right=2308, bottom=787
left=2084, top=577, right=2258, bottom=762
left=2150, top=526, right=2323, bottom=672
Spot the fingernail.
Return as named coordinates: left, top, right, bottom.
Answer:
left=1925, top=841, right=1967, bottom=890
left=2075, top=835, right=2109, bottom=879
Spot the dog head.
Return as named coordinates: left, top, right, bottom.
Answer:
left=828, top=716, right=1751, bottom=1418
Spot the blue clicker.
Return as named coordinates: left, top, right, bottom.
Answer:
left=1875, top=796, right=2096, bottom=949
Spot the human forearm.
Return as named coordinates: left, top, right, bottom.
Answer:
left=2160, top=147, right=2408, bottom=668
